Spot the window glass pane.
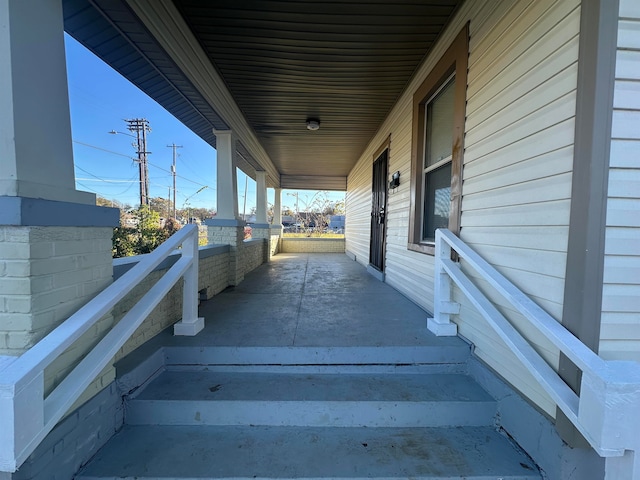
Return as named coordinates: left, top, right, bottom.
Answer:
left=423, top=162, right=451, bottom=241
left=425, top=78, right=455, bottom=168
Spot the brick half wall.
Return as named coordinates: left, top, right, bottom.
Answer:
left=280, top=238, right=345, bottom=253
left=242, top=239, right=266, bottom=275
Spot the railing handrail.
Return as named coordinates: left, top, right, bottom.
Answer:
left=430, top=229, right=640, bottom=476
left=0, top=224, right=203, bottom=472
left=0, top=225, right=196, bottom=386
left=436, top=229, right=608, bottom=377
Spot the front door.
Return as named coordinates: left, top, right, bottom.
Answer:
left=369, top=149, right=388, bottom=271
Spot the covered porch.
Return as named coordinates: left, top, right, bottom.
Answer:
left=1, top=0, right=639, bottom=479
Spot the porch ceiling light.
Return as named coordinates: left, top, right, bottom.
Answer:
left=306, top=118, right=320, bottom=131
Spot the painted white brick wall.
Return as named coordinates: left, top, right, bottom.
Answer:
left=207, top=226, right=246, bottom=285
left=281, top=238, right=346, bottom=253
left=0, top=226, right=113, bottom=355
left=270, top=234, right=281, bottom=256
left=242, top=240, right=266, bottom=275
left=199, top=253, right=231, bottom=299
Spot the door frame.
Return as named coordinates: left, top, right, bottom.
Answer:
left=369, top=138, right=390, bottom=274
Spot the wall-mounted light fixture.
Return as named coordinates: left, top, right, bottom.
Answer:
left=389, top=171, right=400, bottom=189
left=306, top=118, right=320, bottom=131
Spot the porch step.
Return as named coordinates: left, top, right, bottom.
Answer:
left=75, top=425, right=541, bottom=480
left=125, top=371, right=496, bottom=427
left=80, top=342, right=542, bottom=479
left=162, top=344, right=471, bottom=367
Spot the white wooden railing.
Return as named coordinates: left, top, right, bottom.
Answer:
left=428, top=229, right=640, bottom=480
left=0, top=225, right=204, bottom=473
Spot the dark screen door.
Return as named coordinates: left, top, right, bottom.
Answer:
left=369, top=149, right=388, bottom=271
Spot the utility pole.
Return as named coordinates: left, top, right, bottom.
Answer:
left=167, top=187, right=171, bottom=220
left=242, top=175, right=248, bottom=222
left=166, top=143, right=182, bottom=218
left=125, top=118, right=151, bottom=206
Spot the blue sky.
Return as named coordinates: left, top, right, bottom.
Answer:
left=64, top=35, right=344, bottom=215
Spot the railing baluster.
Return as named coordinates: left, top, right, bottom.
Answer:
left=174, top=224, right=204, bottom=335
left=427, top=229, right=459, bottom=336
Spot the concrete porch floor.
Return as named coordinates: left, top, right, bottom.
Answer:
left=176, top=252, right=465, bottom=349
left=78, top=253, right=544, bottom=480
left=114, top=252, right=470, bottom=380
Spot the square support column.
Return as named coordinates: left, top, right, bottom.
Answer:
left=212, top=129, right=239, bottom=221
left=0, top=0, right=120, bottom=360
left=255, top=171, right=268, bottom=225
left=250, top=172, right=271, bottom=261
left=207, top=129, right=246, bottom=284
left=273, top=187, right=283, bottom=226
left=0, top=0, right=93, bottom=205
left=268, top=188, right=283, bottom=257
left=0, top=6, right=120, bottom=449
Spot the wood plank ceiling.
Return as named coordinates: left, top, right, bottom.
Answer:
left=64, top=0, right=461, bottom=186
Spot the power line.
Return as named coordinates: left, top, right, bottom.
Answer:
left=177, top=153, right=202, bottom=178
left=76, top=180, right=137, bottom=198
left=147, top=161, right=208, bottom=187
left=149, top=181, right=172, bottom=191
left=73, top=140, right=136, bottom=161
left=76, top=178, right=138, bottom=184
left=75, top=164, right=139, bottom=183
left=73, top=139, right=210, bottom=188
left=178, top=152, right=215, bottom=184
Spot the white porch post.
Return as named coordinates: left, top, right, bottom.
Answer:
left=0, top=0, right=118, bottom=357
left=251, top=171, right=272, bottom=261
left=0, top=1, right=118, bottom=472
left=255, top=171, right=268, bottom=225
left=265, top=187, right=283, bottom=258
left=0, top=0, right=92, bottom=205
left=205, top=129, right=246, bottom=284
left=273, top=187, right=283, bottom=226
left=213, top=129, right=239, bottom=221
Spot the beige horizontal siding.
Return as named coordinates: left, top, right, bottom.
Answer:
left=345, top=0, right=582, bottom=417
left=345, top=150, right=372, bottom=264
left=600, top=0, right=640, bottom=361
left=382, top=97, right=436, bottom=312
left=460, top=0, right=580, bottom=417
left=460, top=225, right=570, bottom=252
